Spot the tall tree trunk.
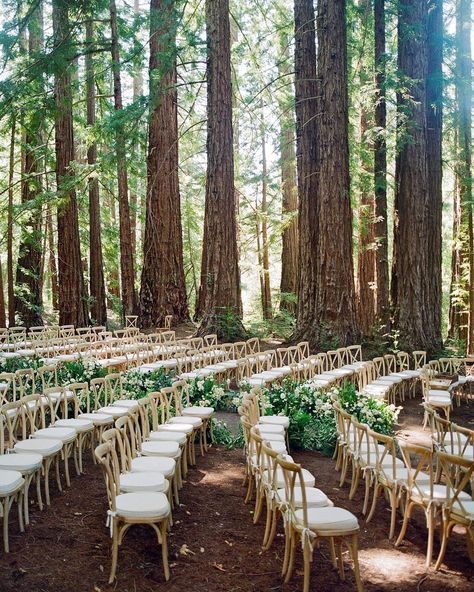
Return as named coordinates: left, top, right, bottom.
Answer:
left=53, top=0, right=88, bottom=327
left=130, top=0, right=142, bottom=261
left=357, top=108, right=376, bottom=336
left=314, top=0, right=359, bottom=347
left=277, top=30, right=298, bottom=315
left=110, top=0, right=137, bottom=318
left=373, top=0, right=390, bottom=328
left=448, top=167, right=462, bottom=338
left=15, top=2, right=44, bottom=327
left=293, top=0, right=319, bottom=342
left=46, top=205, right=59, bottom=310
left=7, top=118, right=16, bottom=326
left=139, top=0, right=189, bottom=328
left=196, top=0, right=244, bottom=339
left=260, top=106, right=272, bottom=319
left=455, top=0, right=473, bottom=352
left=0, top=256, right=6, bottom=328
left=391, top=0, right=430, bottom=351
left=86, top=19, right=107, bottom=326
left=425, top=0, right=443, bottom=351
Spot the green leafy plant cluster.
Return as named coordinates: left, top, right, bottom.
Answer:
left=57, top=357, right=107, bottom=384
left=122, top=368, right=174, bottom=400
left=186, top=375, right=232, bottom=410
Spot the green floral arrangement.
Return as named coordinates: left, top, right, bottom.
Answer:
left=58, top=357, right=107, bottom=385
left=186, top=375, right=231, bottom=410
left=123, top=367, right=174, bottom=400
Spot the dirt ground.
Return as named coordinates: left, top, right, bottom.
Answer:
left=1, top=401, right=474, bottom=592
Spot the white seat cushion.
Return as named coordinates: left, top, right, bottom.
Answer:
left=35, top=427, right=76, bottom=443
left=157, top=423, right=193, bottom=435
left=259, top=416, right=290, bottom=429
left=48, top=389, right=75, bottom=400
left=0, top=453, right=42, bottom=473
left=119, top=471, right=168, bottom=494
left=14, top=438, right=62, bottom=456
left=415, top=483, right=471, bottom=502
left=115, top=492, right=170, bottom=520
left=267, top=441, right=288, bottom=454
left=54, top=418, right=94, bottom=433
left=168, top=416, right=202, bottom=428
left=256, top=423, right=285, bottom=435
left=131, top=456, right=175, bottom=477
left=277, top=487, right=330, bottom=508
left=112, top=400, right=139, bottom=409
left=148, top=431, right=187, bottom=445
left=141, top=441, right=180, bottom=457
left=98, top=406, right=131, bottom=418
left=79, top=412, right=114, bottom=426
left=0, top=469, right=24, bottom=495
left=295, top=506, right=358, bottom=533
left=182, top=406, right=214, bottom=418
left=276, top=467, right=315, bottom=489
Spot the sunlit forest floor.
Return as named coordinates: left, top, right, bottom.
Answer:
left=1, top=400, right=473, bottom=592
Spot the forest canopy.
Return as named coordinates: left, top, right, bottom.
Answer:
left=0, top=0, right=473, bottom=355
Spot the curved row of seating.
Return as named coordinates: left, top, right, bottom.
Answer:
left=238, top=389, right=364, bottom=592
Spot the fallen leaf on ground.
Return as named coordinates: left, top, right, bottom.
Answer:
left=180, top=544, right=195, bottom=556
left=212, top=562, right=226, bottom=572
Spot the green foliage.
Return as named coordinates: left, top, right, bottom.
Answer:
left=57, top=358, right=107, bottom=384
left=122, top=368, right=174, bottom=400
left=211, top=419, right=244, bottom=450
left=186, top=375, right=233, bottom=410
left=0, top=356, right=43, bottom=374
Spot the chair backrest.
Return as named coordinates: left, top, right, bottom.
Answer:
left=326, top=350, right=341, bottom=370
left=105, top=373, right=123, bottom=403
left=274, top=452, right=309, bottom=529
left=397, top=351, right=410, bottom=371
left=245, top=337, right=260, bottom=355
left=367, top=428, right=398, bottom=482
left=413, top=351, right=427, bottom=370
left=347, top=345, right=362, bottom=363
left=125, top=315, right=138, bottom=328
left=95, top=441, right=119, bottom=511
left=384, top=354, right=397, bottom=374
left=436, top=451, right=474, bottom=515
left=204, top=334, right=217, bottom=347
left=232, top=341, right=247, bottom=359
left=14, top=368, right=35, bottom=398
left=0, top=372, right=15, bottom=405
left=0, top=400, right=23, bottom=449
left=90, top=377, right=107, bottom=410
left=372, top=357, right=385, bottom=378
left=398, top=440, right=434, bottom=500
left=277, top=346, right=299, bottom=367
left=37, top=364, right=58, bottom=392
left=336, top=347, right=348, bottom=366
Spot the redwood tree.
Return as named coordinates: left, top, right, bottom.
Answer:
left=14, top=2, right=44, bottom=327
left=373, top=0, right=390, bottom=327
left=314, top=0, right=359, bottom=347
left=425, top=0, right=443, bottom=350
left=196, top=0, right=244, bottom=338
left=277, top=30, right=298, bottom=315
left=86, top=19, right=107, bottom=326
left=139, top=0, right=189, bottom=328
left=391, top=0, right=430, bottom=350
left=53, top=0, right=88, bottom=326
left=293, top=0, right=319, bottom=342
left=110, top=0, right=137, bottom=318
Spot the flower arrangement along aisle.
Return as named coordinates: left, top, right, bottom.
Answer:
left=240, top=379, right=400, bottom=456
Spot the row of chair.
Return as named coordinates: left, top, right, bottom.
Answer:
left=238, top=389, right=364, bottom=592
left=333, top=400, right=474, bottom=570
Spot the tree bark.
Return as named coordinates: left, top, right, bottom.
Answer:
left=277, top=30, right=298, bottom=315
left=139, top=0, right=189, bottom=328
left=86, top=19, right=107, bottom=326
left=314, top=0, right=359, bottom=347
left=15, top=1, right=44, bottom=328
left=46, top=205, right=59, bottom=310
left=7, top=118, right=16, bottom=326
left=391, top=0, right=430, bottom=351
left=454, top=0, right=473, bottom=352
left=196, top=0, right=244, bottom=339
left=260, top=105, right=272, bottom=319
left=373, top=0, right=390, bottom=328
left=425, top=0, right=443, bottom=351
left=110, top=0, right=137, bottom=318
left=53, top=0, right=88, bottom=327
left=293, top=0, right=319, bottom=342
